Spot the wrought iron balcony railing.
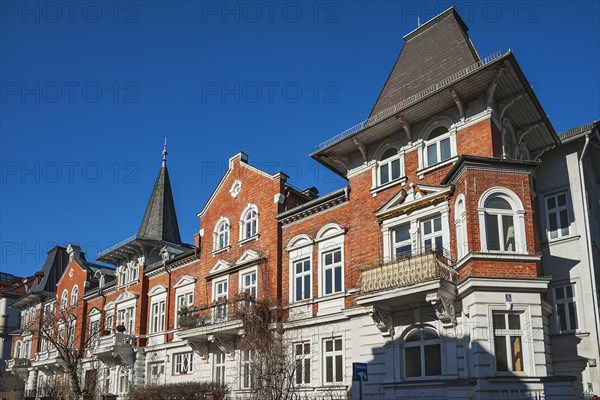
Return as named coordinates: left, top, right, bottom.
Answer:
left=359, top=249, right=457, bottom=294
left=178, top=295, right=254, bottom=330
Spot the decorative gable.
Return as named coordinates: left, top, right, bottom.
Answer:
left=375, top=183, right=454, bottom=219
left=209, top=259, right=233, bottom=275
left=114, top=290, right=138, bottom=304
left=173, top=275, right=197, bottom=289
left=235, top=249, right=261, bottom=266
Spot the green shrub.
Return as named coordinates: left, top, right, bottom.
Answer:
left=127, top=382, right=228, bottom=400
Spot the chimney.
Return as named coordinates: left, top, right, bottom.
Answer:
left=66, top=244, right=81, bottom=261
left=193, top=232, right=201, bottom=249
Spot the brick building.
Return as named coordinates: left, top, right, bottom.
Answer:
left=5, top=8, right=599, bottom=400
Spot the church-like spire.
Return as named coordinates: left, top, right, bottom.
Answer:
left=137, top=141, right=182, bottom=244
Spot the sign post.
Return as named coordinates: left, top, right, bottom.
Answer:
left=352, top=362, right=368, bottom=400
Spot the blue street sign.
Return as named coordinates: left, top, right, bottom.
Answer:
left=352, top=362, right=368, bottom=382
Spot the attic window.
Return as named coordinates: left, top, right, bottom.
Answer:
left=425, top=127, right=452, bottom=167
left=378, top=148, right=403, bottom=185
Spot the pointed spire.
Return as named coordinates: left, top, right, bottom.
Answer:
left=137, top=141, right=182, bottom=244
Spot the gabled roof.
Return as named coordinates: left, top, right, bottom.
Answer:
left=28, top=246, right=70, bottom=293
left=137, top=157, right=182, bottom=244
left=369, top=7, right=479, bottom=117
left=375, top=183, right=454, bottom=220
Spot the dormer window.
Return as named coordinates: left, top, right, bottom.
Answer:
left=425, top=127, right=452, bottom=167
left=378, top=148, right=403, bottom=185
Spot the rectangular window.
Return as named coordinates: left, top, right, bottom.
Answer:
left=214, top=352, right=225, bottom=385
left=555, top=284, right=578, bottom=332
left=241, top=271, right=257, bottom=298
left=324, top=337, right=343, bottom=383
left=150, top=300, right=166, bottom=333
left=241, top=349, right=254, bottom=389
left=323, top=249, right=342, bottom=295
left=422, top=215, right=443, bottom=251
left=380, top=157, right=402, bottom=185
left=149, top=363, right=164, bottom=385
left=493, top=313, right=524, bottom=373
left=392, top=224, right=412, bottom=258
left=177, top=292, right=194, bottom=309
left=105, top=313, right=114, bottom=332
left=173, top=352, right=193, bottom=374
left=293, top=259, right=311, bottom=302
left=117, top=307, right=135, bottom=334
left=426, top=136, right=452, bottom=167
left=295, top=342, right=311, bottom=385
left=214, top=279, right=228, bottom=322
left=546, top=192, right=570, bottom=240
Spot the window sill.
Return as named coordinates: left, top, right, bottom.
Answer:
left=417, top=156, right=458, bottom=179
left=370, top=176, right=407, bottom=197
left=238, top=234, right=260, bottom=246
left=542, top=234, right=581, bottom=246
left=212, top=246, right=231, bottom=256
left=551, top=330, right=589, bottom=337
left=315, top=292, right=346, bottom=302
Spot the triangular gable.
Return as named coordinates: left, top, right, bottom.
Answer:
left=114, top=290, right=138, bottom=304
left=209, top=259, right=233, bottom=275
left=235, top=249, right=261, bottom=266
left=56, top=258, right=87, bottom=287
left=375, top=183, right=453, bottom=218
left=173, top=275, right=197, bottom=289
left=88, top=307, right=101, bottom=317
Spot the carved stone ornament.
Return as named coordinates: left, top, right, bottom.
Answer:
left=371, top=307, right=395, bottom=337
left=426, top=292, right=456, bottom=327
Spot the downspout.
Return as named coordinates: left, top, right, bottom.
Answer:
left=577, top=132, right=600, bottom=368
left=164, top=260, right=171, bottom=344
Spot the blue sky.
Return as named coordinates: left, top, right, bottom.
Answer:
left=1, top=1, right=599, bottom=277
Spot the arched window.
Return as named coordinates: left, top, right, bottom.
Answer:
left=117, top=366, right=129, bottom=394
left=378, top=148, right=402, bottom=185
left=404, top=327, right=441, bottom=378
left=242, top=207, right=259, bottom=239
left=214, top=218, right=230, bottom=251
left=70, top=286, right=79, bottom=306
left=61, top=290, right=68, bottom=310
left=14, top=341, right=22, bottom=358
left=425, top=127, right=452, bottom=167
left=479, top=188, right=526, bottom=253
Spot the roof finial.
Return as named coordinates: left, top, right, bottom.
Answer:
left=162, top=138, right=168, bottom=167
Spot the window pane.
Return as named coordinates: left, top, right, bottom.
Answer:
left=557, top=303, right=567, bottom=331
left=421, top=328, right=439, bottom=340
left=395, top=245, right=412, bottom=257
left=495, top=336, right=508, bottom=372
left=440, top=138, right=451, bottom=161
left=334, top=267, right=342, bottom=293
left=427, top=144, right=437, bottom=166
left=423, top=220, right=432, bottom=235
left=296, top=344, right=302, bottom=356
left=325, top=253, right=332, bottom=265
left=325, top=269, right=332, bottom=294
left=380, top=164, right=389, bottom=184
left=487, top=197, right=512, bottom=210
left=510, top=336, right=523, bottom=372
left=486, top=214, right=500, bottom=251
left=424, top=344, right=441, bottom=376
left=304, top=343, right=310, bottom=354
left=508, top=314, right=521, bottom=330
left=334, top=251, right=341, bottom=263
left=568, top=302, right=578, bottom=330
left=326, top=357, right=333, bottom=382
left=382, top=148, right=397, bottom=160
left=391, top=159, right=401, bottom=180
left=555, top=287, right=565, bottom=299
left=304, top=359, right=310, bottom=383
left=335, top=355, right=343, bottom=381
left=335, top=339, right=342, bottom=351
left=502, top=215, right=515, bottom=251
left=303, top=275, right=310, bottom=299
left=394, top=225, right=411, bottom=242
left=494, top=314, right=506, bottom=330
left=296, top=360, right=302, bottom=384
left=559, top=210, right=569, bottom=233
left=303, top=260, right=310, bottom=272
left=295, top=277, right=303, bottom=301
left=434, top=235, right=443, bottom=251
left=547, top=197, right=556, bottom=209
left=566, top=285, right=573, bottom=298
left=549, top=212, right=558, bottom=233
left=557, top=194, right=567, bottom=207
left=325, top=340, right=333, bottom=352
left=405, top=347, right=421, bottom=377
left=433, top=217, right=442, bottom=232
left=296, top=262, right=302, bottom=274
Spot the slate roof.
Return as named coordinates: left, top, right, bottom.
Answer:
left=28, top=246, right=70, bottom=293
left=558, top=120, right=599, bottom=143
left=369, top=7, right=479, bottom=117
left=137, top=163, right=182, bottom=244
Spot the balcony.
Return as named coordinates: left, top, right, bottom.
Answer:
left=32, top=348, right=65, bottom=373
left=176, top=297, right=251, bottom=359
left=91, top=332, right=135, bottom=366
left=356, top=249, right=458, bottom=329
left=6, top=358, right=29, bottom=370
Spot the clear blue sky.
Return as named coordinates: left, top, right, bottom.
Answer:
left=1, top=1, right=599, bottom=277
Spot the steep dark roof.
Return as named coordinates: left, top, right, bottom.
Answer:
left=137, top=163, right=182, bottom=244
left=370, top=7, right=479, bottom=117
left=29, top=246, right=70, bottom=293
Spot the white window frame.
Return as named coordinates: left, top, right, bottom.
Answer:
left=421, top=214, right=444, bottom=252
left=323, top=337, right=343, bottom=384
left=553, top=283, right=579, bottom=334
left=117, top=366, right=129, bottom=394
left=454, top=195, right=468, bottom=259
left=544, top=191, right=571, bottom=241
left=148, top=362, right=165, bottom=386
left=287, top=234, right=313, bottom=304
left=118, top=266, right=127, bottom=286
left=173, top=352, right=193, bottom=374
left=239, top=267, right=257, bottom=298
left=403, top=326, right=443, bottom=379
left=61, top=290, right=68, bottom=311
left=213, top=217, right=231, bottom=252
left=213, top=277, right=229, bottom=322
left=292, top=257, right=312, bottom=302
left=492, top=311, right=527, bottom=375
left=423, top=126, right=454, bottom=168
left=240, top=349, right=254, bottom=389
left=150, top=299, right=166, bottom=334
left=377, top=148, right=404, bottom=186
left=240, top=204, right=259, bottom=241
left=316, top=223, right=346, bottom=298
left=294, top=341, right=311, bottom=385
left=213, top=351, right=226, bottom=385
left=117, top=302, right=135, bottom=334
left=478, top=187, right=527, bottom=254
left=70, top=285, right=79, bottom=307
left=382, top=202, right=451, bottom=261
